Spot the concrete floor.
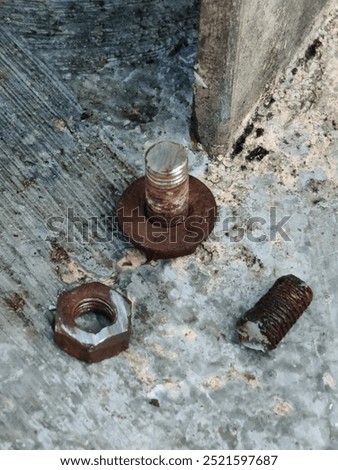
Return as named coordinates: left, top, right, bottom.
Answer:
left=0, top=0, right=338, bottom=449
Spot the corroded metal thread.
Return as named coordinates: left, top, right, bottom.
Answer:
left=73, top=299, right=116, bottom=322
left=145, top=141, right=189, bottom=226
left=236, top=274, right=313, bottom=351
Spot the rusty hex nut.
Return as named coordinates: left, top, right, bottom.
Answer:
left=54, top=282, right=132, bottom=363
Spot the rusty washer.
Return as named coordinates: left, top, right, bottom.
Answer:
left=117, top=141, right=217, bottom=259
left=54, top=282, right=132, bottom=363
left=236, top=274, right=313, bottom=352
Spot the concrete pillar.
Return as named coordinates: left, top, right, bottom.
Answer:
left=193, top=0, right=330, bottom=153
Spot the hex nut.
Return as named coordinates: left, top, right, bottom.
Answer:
left=54, top=282, right=132, bottom=363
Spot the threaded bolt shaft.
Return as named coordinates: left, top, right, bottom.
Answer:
left=145, top=141, right=189, bottom=226
left=236, top=274, right=313, bottom=351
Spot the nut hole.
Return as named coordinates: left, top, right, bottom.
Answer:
left=74, top=299, right=116, bottom=334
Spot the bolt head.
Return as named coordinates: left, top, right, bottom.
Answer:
left=117, top=176, right=217, bottom=259
left=54, top=282, right=132, bottom=363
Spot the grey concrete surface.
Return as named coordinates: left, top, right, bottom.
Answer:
left=193, top=0, right=331, bottom=153
left=0, top=0, right=338, bottom=450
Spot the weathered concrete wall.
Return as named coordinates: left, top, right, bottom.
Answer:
left=193, top=0, right=330, bottom=153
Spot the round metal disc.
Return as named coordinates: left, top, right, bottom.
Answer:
left=117, top=176, right=217, bottom=260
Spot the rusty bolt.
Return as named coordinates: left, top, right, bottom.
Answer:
left=236, top=274, right=313, bottom=352
left=54, top=282, right=132, bottom=363
left=145, top=141, right=190, bottom=226
left=117, top=141, right=217, bottom=259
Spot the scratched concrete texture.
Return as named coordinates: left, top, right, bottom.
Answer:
left=0, top=0, right=338, bottom=450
